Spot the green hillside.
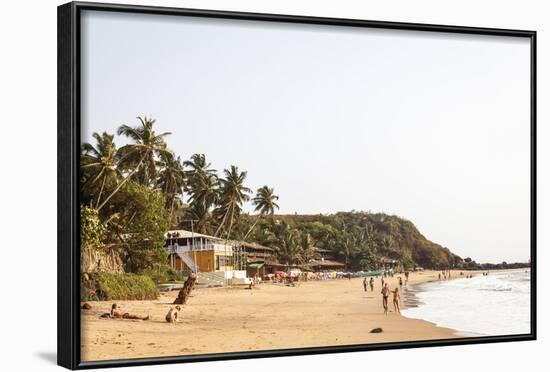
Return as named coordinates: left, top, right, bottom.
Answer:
left=259, top=211, right=463, bottom=271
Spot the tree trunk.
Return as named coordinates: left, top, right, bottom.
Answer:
left=97, top=155, right=146, bottom=212
left=173, top=273, right=197, bottom=305
left=214, top=204, right=231, bottom=237
left=242, top=214, right=262, bottom=241
left=95, top=174, right=107, bottom=209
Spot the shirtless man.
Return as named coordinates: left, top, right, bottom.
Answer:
left=110, top=303, right=150, bottom=320
left=381, top=283, right=390, bottom=315
left=165, top=305, right=182, bottom=323
left=363, top=277, right=368, bottom=292
left=369, top=277, right=375, bottom=292
left=392, top=287, right=401, bottom=314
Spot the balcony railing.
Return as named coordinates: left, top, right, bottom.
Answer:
left=167, top=243, right=233, bottom=253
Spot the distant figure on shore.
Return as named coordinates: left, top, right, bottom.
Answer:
left=404, top=271, right=409, bottom=284
left=248, top=275, right=258, bottom=289
left=363, top=277, right=368, bottom=292
left=369, top=277, right=375, bottom=292
left=381, top=277, right=385, bottom=287
left=381, top=283, right=390, bottom=315
left=398, top=277, right=403, bottom=287
left=438, top=273, right=441, bottom=280
left=165, top=306, right=181, bottom=323
left=392, top=287, right=401, bottom=314
left=101, top=304, right=150, bottom=320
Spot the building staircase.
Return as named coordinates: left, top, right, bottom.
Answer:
left=173, top=247, right=197, bottom=272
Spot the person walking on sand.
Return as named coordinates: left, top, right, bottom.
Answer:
left=381, top=276, right=385, bottom=288
left=381, top=283, right=390, bottom=315
left=363, top=277, right=368, bottom=292
left=369, top=277, right=375, bottom=292
left=398, top=276, right=403, bottom=287
left=392, top=287, right=401, bottom=314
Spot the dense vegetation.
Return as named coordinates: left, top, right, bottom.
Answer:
left=80, top=116, right=281, bottom=277
left=82, top=116, right=511, bottom=279
left=81, top=272, right=159, bottom=301
left=249, top=212, right=464, bottom=271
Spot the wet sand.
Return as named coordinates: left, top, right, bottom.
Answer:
left=81, top=270, right=468, bottom=361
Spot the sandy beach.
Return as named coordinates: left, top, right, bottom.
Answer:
left=81, top=270, right=473, bottom=361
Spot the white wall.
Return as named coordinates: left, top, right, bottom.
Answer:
left=1, top=0, right=546, bottom=371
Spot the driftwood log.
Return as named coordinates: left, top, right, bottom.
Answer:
left=173, top=273, right=197, bottom=305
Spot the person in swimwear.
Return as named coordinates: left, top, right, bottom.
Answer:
left=165, top=305, right=181, bottom=323
left=381, top=283, right=390, bottom=315
left=109, top=303, right=150, bottom=320
left=392, top=287, right=401, bottom=314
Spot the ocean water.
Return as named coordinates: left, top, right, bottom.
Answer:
left=402, top=270, right=531, bottom=336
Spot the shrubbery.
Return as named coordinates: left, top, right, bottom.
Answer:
left=81, top=205, right=106, bottom=248
left=81, top=272, right=159, bottom=301
left=140, top=266, right=185, bottom=284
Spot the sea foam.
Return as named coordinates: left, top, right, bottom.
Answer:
left=402, top=270, right=531, bottom=336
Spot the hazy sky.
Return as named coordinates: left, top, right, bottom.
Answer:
left=81, top=11, right=531, bottom=263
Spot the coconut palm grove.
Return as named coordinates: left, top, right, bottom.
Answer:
left=80, top=116, right=523, bottom=297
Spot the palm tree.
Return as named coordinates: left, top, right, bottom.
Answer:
left=299, top=232, right=316, bottom=262
left=184, top=154, right=219, bottom=213
left=213, top=165, right=252, bottom=239
left=97, top=116, right=171, bottom=211
left=81, top=132, right=120, bottom=208
left=272, top=222, right=303, bottom=268
left=336, top=224, right=361, bottom=271
left=242, top=186, right=279, bottom=240
left=156, top=152, right=185, bottom=218
left=183, top=153, right=217, bottom=180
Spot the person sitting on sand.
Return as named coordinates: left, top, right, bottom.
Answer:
left=381, top=283, right=390, bottom=315
left=109, top=303, right=150, bottom=320
left=392, top=287, right=401, bottom=314
left=369, top=277, right=374, bottom=292
left=165, top=306, right=181, bottom=323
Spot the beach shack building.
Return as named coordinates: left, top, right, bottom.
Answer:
left=304, top=259, right=345, bottom=272
left=305, top=247, right=346, bottom=271
left=379, top=257, right=399, bottom=270
left=165, top=230, right=234, bottom=273
left=237, top=241, right=274, bottom=278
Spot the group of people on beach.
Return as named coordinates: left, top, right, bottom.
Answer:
left=438, top=269, right=452, bottom=280
left=362, top=275, right=402, bottom=315
left=362, top=276, right=375, bottom=292
left=381, top=283, right=400, bottom=315
left=99, top=303, right=186, bottom=324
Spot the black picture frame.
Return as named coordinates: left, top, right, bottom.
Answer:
left=58, top=1, right=537, bottom=369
